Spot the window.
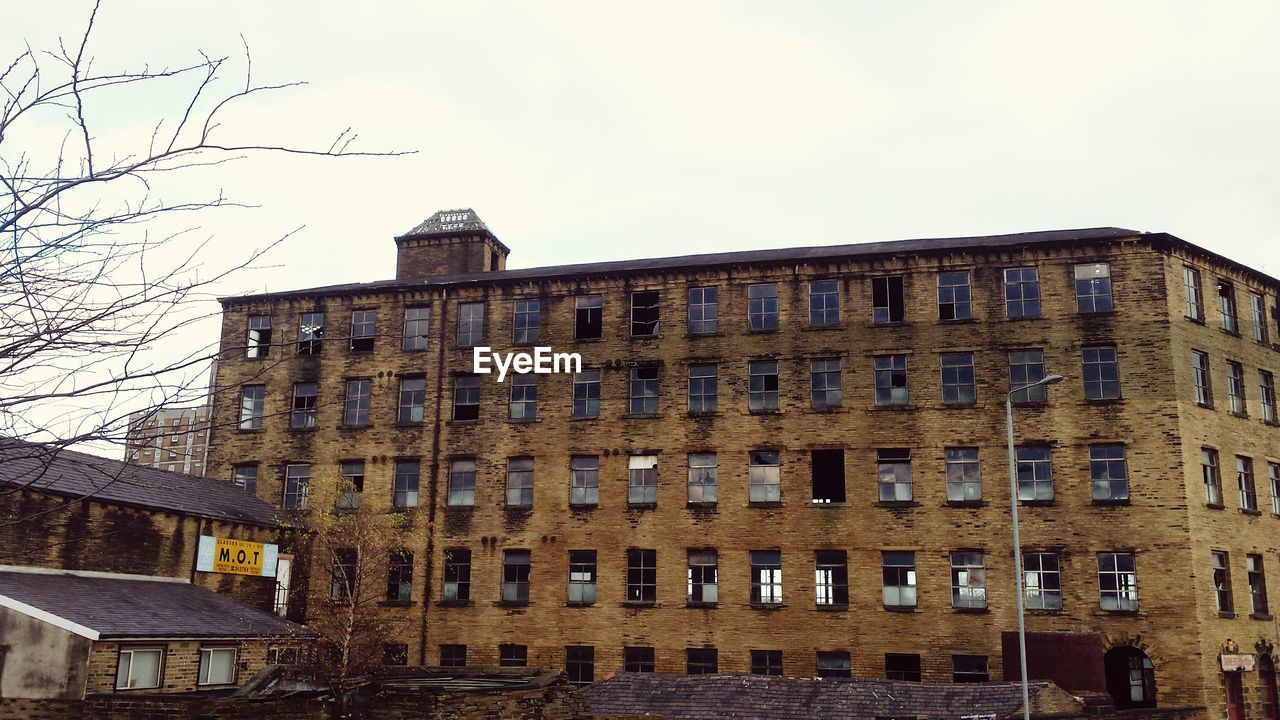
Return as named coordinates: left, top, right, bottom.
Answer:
left=1212, top=551, right=1233, bottom=613
left=748, top=360, right=779, bottom=412
left=872, top=276, right=905, bottom=324
left=291, top=383, right=317, bottom=429
left=1075, top=262, right=1113, bottom=313
left=393, top=459, right=420, bottom=508
left=945, top=447, right=981, bottom=502
left=457, top=302, right=484, bottom=347
left=627, top=455, right=659, bottom=506
left=877, top=448, right=913, bottom=502
left=247, top=315, right=272, bottom=358
left=748, top=283, right=779, bottom=331
left=1024, top=552, right=1062, bottom=610
left=940, top=353, right=976, bottom=405
left=811, top=449, right=846, bottom=504
left=1090, top=445, right=1129, bottom=502
left=443, top=549, right=471, bottom=602
left=565, top=646, right=594, bottom=686
left=1015, top=446, right=1053, bottom=502
left=1004, top=267, right=1041, bottom=318
left=1098, top=552, right=1138, bottom=611
left=874, top=354, right=908, bottom=406
left=624, top=647, right=655, bottom=673
left=1228, top=361, right=1248, bottom=415
left=1249, top=554, right=1269, bottom=615
left=232, top=464, right=257, bottom=494
left=509, top=373, right=538, bottom=420
left=1219, top=280, right=1239, bottom=333
left=398, top=377, right=425, bottom=424
left=402, top=306, right=430, bottom=350
left=626, top=549, right=657, bottom=604
left=331, top=548, right=357, bottom=601
left=686, top=648, right=717, bottom=675
left=570, top=456, right=599, bottom=507
left=568, top=550, right=597, bottom=604
left=815, top=550, right=849, bottom=607
left=751, top=649, right=782, bottom=676
left=1252, top=292, right=1270, bottom=344
left=810, top=359, right=842, bottom=410
left=382, top=644, right=408, bottom=666
left=816, top=651, right=851, bottom=679
left=1261, top=371, right=1277, bottom=423
left=886, top=653, right=922, bottom=682
left=688, top=286, right=718, bottom=335
left=1191, top=351, right=1212, bottom=406
left=882, top=551, right=916, bottom=607
left=1239, top=455, right=1258, bottom=511
left=1184, top=267, right=1204, bottom=321
left=953, top=656, right=990, bottom=683
left=688, top=453, right=718, bottom=503
left=283, top=464, right=310, bottom=510
left=688, top=549, right=718, bottom=604
left=336, top=460, right=364, bottom=512
left=298, top=312, right=324, bottom=355
left=748, top=451, right=781, bottom=503
left=350, top=310, right=375, bottom=352
left=506, top=457, right=534, bottom=508
left=950, top=551, right=987, bottom=608
left=629, top=366, right=659, bottom=415
left=386, top=549, right=413, bottom=601
left=1082, top=346, right=1121, bottom=400
left=1203, top=448, right=1223, bottom=505
left=575, top=295, right=603, bottom=340
left=501, top=549, right=531, bottom=603
left=265, top=646, right=299, bottom=665
left=1271, top=462, right=1280, bottom=515
left=1009, top=350, right=1047, bottom=403
left=452, top=376, right=480, bottom=421
left=689, top=364, right=718, bottom=413
left=499, top=644, right=527, bottom=667
left=631, top=290, right=660, bottom=337
left=344, top=379, right=371, bottom=426
left=239, top=385, right=264, bottom=430
left=937, top=271, right=972, bottom=321
left=447, top=458, right=476, bottom=507
left=809, top=280, right=841, bottom=326
left=513, top=299, right=540, bottom=344
left=573, top=370, right=601, bottom=418
left=115, top=648, right=163, bottom=689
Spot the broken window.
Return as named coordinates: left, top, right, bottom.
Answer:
left=330, top=548, right=357, bottom=601
left=575, top=295, right=603, bottom=340
left=686, top=648, right=717, bottom=675
left=817, top=651, right=851, bottom=679
left=1015, top=446, right=1053, bottom=501
left=350, top=310, right=375, bottom=352
left=815, top=550, right=849, bottom=607
left=687, top=549, right=718, bottom=604
left=403, top=306, right=430, bottom=350
left=688, top=286, right=718, bottom=335
left=382, top=644, right=408, bottom=666
left=499, top=644, right=527, bottom=667
left=937, top=271, right=972, bottom=321
left=877, top=448, right=912, bottom=502
left=953, top=656, right=989, bottom=683
left=239, top=385, right=264, bottom=430
left=624, top=647, right=655, bottom=672
left=1082, top=346, right=1121, bottom=400
left=940, top=353, right=976, bottom=405
left=748, top=451, right=781, bottom=503
left=1271, top=462, right=1280, bottom=515
left=748, top=360, right=779, bottom=412
left=457, top=302, right=485, bottom=347
left=885, top=653, right=922, bottom=682
left=570, top=456, right=599, bottom=507
left=1023, top=552, right=1062, bottom=610
left=393, top=460, right=419, bottom=508
left=950, top=551, right=987, bottom=608
left=1260, top=371, right=1277, bottom=423
left=506, top=457, right=534, bottom=508
left=628, top=455, right=658, bottom=506
left=1251, top=292, right=1269, bottom=344
left=627, top=549, right=657, bottom=604
left=688, top=364, right=718, bottom=413
left=501, top=550, right=531, bottom=603
left=1249, top=554, right=1269, bottom=615
left=298, top=312, right=324, bottom=355
left=573, top=369, right=600, bottom=418
left=811, top=449, right=845, bottom=504
left=688, top=453, right=717, bottom=503
left=751, top=650, right=782, bottom=676
left=336, top=460, right=364, bottom=512
left=247, top=315, right=272, bottom=358
left=1004, top=267, right=1041, bottom=319
left=345, top=379, right=371, bottom=426
left=290, top=383, right=317, bottom=429
left=452, top=375, right=480, bottom=421
left=439, top=645, right=466, bottom=667
left=809, top=280, right=841, bottom=327
left=1202, top=448, right=1223, bottom=505
left=568, top=550, right=597, bottom=604
left=1183, top=267, right=1204, bottom=321
left=283, top=464, right=310, bottom=510
left=1075, top=262, right=1114, bottom=314
left=510, top=373, right=538, bottom=420
left=1227, top=361, right=1247, bottom=415
left=1212, top=550, right=1233, bottom=613
left=1098, top=552, right=1139, bottom=611
left=386, top=549, right=413, bottom=602
left=872, top=276, right=905, bottom=324
left=1238, top=455, right=1258, bottom=511
left=447, top=458, right=476, bottom=507
left=810, top=359, right=842, bottom=410
left=1090, top=445, right=1129, bottom=502
left=631, top=290, right=660, bottom=337
left=945, top=447, right=981, bottom=502
left=398, top=376, right=425, bottom=423
left=513, top=299, right=540, bottom=344
left=1009, top=350, right=1047, bottom=403
left=750, top=550, right=782, bottom=605
left=748, top=283, right=779, bottom=331
left=629, top=366, right=659, bottom=415
left=881, top=551, right=916, bottom=608
left=1218, top=279, right=1239, bottom=333
left=232, top=464, right=257, bottom=495
left=874, top=354, right=908, bottom=406
left=565, top=646, right=594, bottom=686
left=442, top=548, right=471, bottom=601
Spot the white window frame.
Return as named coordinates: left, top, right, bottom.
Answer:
left=115, top=647, right=164, bottom=690
left=198, top=647, right=238, bottom=686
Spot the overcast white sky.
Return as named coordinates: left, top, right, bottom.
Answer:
left=6, top=1, right=1280, bottom=447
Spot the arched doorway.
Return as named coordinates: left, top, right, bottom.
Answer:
left=1104, top=646, right=1156, bottom=709
left=1260, top=655, right=1280, bottom=719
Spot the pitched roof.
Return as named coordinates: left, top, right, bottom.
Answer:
left=582, top=672, right=1052, bottom=720
left=0, top=566, right=309, bottom=640
left=0, top=438, right=280, bottom=526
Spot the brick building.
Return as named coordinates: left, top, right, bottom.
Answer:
left=125, top=405, right=212, bottom=476
left=207, top=209, right=1280, bottom=718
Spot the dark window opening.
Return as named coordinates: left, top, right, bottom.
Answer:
left=440, top=644, right=466, bottom=667
left=453, top=376, right=481, bottom=421
left=885, top=653, right=922, bottom=681
left=815, top=550, right=849, bottom=607
left=566, top=646, right=594, bottom=686
left=631, top=290, right=660, bottom=337
left=443, top=548, right=471, bottom=602
left=627, top=549, right=657, bottom=604
left=811, top=449, right=846, bottom=504
left=386, top=549, right=413, bottom=602
left=499, top=644, right=527, bottom=667
left=575, top=295, right=603, bottom=340
left=624, top=647, right=655, bottom=673
left=350, top=310, right=375, bottom=352
left=953, top=655, right=989, bottom=683
left=817, top=651, right=851, bottom=678
left=382, top=644, right=408, bottom=666
left=502, top=550, right=531, bottom=604
left=751, top=649, right=782, bottom=676
left=686, top=647, right=717, bottom=675
left=872, top=276, right=905, bottom=324
left=1104, top=646, right=1156, bottom=709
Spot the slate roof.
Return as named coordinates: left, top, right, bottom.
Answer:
left=582, top=672, right=1050, bottom=720
left=0, top=438, right=281, bottom=526
left=0, top=566, right=309, bottom=640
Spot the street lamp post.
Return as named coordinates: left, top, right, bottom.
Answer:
left=1006, top=373, right=1064, bottom=720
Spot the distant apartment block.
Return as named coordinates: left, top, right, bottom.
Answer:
left=125, top=405, right=210, bottom=476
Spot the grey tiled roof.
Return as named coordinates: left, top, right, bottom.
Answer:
left=582, top=672, right=1047, bottom=720
left=0, top=438, right=280, bottom=526
left=0, top=567, right=308, bottom=639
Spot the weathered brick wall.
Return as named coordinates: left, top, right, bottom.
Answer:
left=84, top=639, right=274, bottom=695
left=395, top=234, right=506, bottom=279
left=0, top=696, right=326, bottom=720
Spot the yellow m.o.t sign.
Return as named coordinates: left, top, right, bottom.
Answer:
left=196, top=535, right=279, bottom=577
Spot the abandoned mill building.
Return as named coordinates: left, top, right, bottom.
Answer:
left=207, top=209, right=1280, bottom=718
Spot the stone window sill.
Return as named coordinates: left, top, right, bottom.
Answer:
left=815, top=604, right=848, bottom=612
left=685, top=602, right=717, bottom=609
left=379, top=600, right=415, bottom=608
left=1252, top=613, right=1275, bottom=621
left=437, top=599, right=471, bottom=608
left=750, top=603, right=784, bottom=611
left=1206, top=502, right=1225, bottom=510
left=1019, top=499, right=1055, bottom=507
left=447, top=419, right=480, bottom=426
left=884, top=605, right=916, bottom=613
left=749, top=501, right=783, bottom=509
left=621, top=602, right=656, bottom=609
left=497, top=600, right=529, bottom=608
left=1241, top=508, right=1263, bottom=517
left=874, top=501, right=920, bottom=509
left=1092, top=498, right=1131, bottom=507
left=569, top=503, right=598, bottom=511
left=945, top=500, right=985, bottom=508
left=953, top=606, right=989, bottom=614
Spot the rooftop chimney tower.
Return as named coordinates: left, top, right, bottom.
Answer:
left=393, top=209, right=509, bottom=280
